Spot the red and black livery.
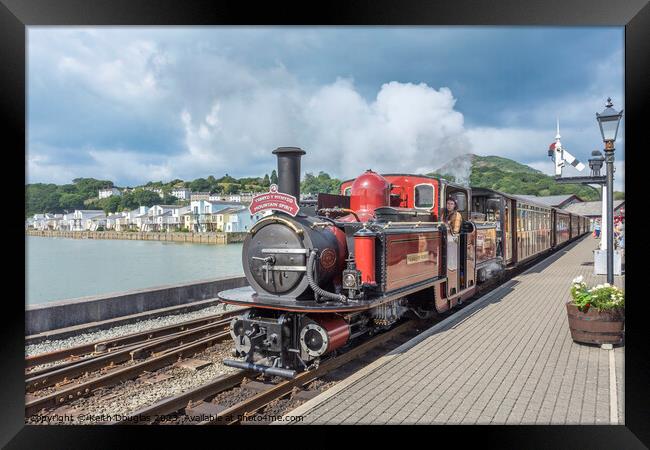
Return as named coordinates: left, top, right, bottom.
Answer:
left=218, top=148, right=589, bottom=378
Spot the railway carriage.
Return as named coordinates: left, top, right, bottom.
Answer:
left=218, top=147, right=589, bottom=378
left=555, top=210, right=571, bottom=246
left=471, top=188, right=556, bottom=267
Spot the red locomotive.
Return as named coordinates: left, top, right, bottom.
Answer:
left=218, top=147, right=588, bottom=378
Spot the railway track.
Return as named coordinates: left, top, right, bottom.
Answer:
left=113, top=320, right=421, bottom=425
left=25, top=308, right=246, bottom=417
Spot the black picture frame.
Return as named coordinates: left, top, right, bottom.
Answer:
left=3, top=0, right=648, bottom=447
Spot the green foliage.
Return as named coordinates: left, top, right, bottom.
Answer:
left=217, top=174, right=238, bottom=184
left=570, top=276, right=624, bottom=312
left=301, top=171, right=342, bottom=195
left=223, top=183, right=240, bottom=194
left=161, top=193, right=179, bottom=205
left=428, top=155, right=601, bottom=201
left=25, top=183, right=61, bottom=217
left=58, top=193, right=85, bottom=211
left=72, top=178, right=113, bottom=198
left=103, top=196, right=122, bottom=214
left=189, top=178, right=211, bottom=192
left=270, top=170, right=278, bottom=185
left=131, top=189, right=162, bottom=207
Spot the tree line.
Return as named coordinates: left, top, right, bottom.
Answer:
left=25, top=170, right=343, bottom=217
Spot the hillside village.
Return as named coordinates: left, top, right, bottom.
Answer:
left=25, top=154, right=624, bottom=234
left=25, top=183, right=625, bottom=235
left=25, top=188, right=277, bottom=233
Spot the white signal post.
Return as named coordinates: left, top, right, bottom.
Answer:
left=549, top=119, right=586, bottom=176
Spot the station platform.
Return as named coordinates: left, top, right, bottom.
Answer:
left=287, top=236, right=625, bottom=425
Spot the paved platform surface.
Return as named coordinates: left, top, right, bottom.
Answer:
left=288, top=236, right=625, bottom=425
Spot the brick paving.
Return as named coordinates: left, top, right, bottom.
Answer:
left=289, top=236, right=625, bottom=425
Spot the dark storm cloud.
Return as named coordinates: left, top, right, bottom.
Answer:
left=27, top=27, right=624, bottom=189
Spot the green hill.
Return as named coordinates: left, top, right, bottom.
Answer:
left=429, top=154, right=604, bottom=201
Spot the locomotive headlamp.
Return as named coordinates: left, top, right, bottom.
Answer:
left=343, top=272, right=357, bottom=288
left=596, top=98, right=623, bottom=145
left=342, top=255, right=362, bottom=299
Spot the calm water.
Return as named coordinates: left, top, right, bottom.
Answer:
left=26, top=236, right=244, bottom=305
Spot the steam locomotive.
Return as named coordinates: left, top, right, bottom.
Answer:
left=218, top=147, right=589, bottom=378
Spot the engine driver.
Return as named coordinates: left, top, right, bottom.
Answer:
left=445, top=197, right=463, bottom=235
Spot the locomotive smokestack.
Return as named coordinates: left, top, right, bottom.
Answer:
left=272, top=147, right=306, bottom=200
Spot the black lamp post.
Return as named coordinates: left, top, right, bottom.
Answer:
left=595, top=98, right=623, bottom=284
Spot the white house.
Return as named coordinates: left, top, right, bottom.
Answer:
left=143, top=205, right=179, bottom=231
left=88, top=214, right=108, bottom=231
left=46, top=214, right=64, bottom=230
left=222, top=207, right=265, bottom=232
left=27, top=214, right=45, bottom=230
left=239, top=192, right=262, bottom=203
left=170, top=188, right=192, bottom=201
left=187, top=200, right=244, bottom=231
left=98, top=187, right=122, bottom=199
left=71, top=210, right=105, bottom=231
left=169, top=205, right=190, bottom=231
left=27, top=213, right=61, bottom=231
left=105, top=212, right=126, bottom=230
left=115, top=206, right=148, bottom=231
left=132, top=213, right=150, bottom=231
left=58, top=213, right=75, bottom=231
left=190, top=191, right=210, bottom=201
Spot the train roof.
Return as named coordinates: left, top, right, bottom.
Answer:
left=516, top=194, right=584, bottom=208
left=471, top=187, right=588, bottom=218
left=471, top=187, right=551, bottom=209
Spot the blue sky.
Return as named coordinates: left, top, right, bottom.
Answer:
left=27, top=27, right=625, bottom=190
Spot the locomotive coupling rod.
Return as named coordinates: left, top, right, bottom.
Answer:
left=223, top=359, right=297, bottom=379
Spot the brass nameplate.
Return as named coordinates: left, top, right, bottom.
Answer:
left=407, top=251, right=430, bottom=265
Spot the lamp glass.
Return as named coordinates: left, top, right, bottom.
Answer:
left=598, top=116, right=620, bottom=142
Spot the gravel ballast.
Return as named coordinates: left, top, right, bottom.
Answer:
left=26, top=344, right=239, bottom=424
left=26, top=303, right=244, bottom=357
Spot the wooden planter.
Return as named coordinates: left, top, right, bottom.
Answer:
left=566, top=302, right=624, bottom=345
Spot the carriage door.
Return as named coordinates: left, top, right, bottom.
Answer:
left=446, top=228, right=459, bottom=297
left=445, top=188, right=469, bottom=300
left=504, top=199, right=512, bottom=264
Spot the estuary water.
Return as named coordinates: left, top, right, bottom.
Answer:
left=25, top=236, right=244, bottom=305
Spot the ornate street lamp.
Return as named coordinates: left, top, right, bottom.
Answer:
left=596, top=98, right=624, bottom=149
left=595, top=98, right=623, bottom=284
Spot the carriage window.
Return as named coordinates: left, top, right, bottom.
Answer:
left=344, top=187, right=352, bottom=196
left=414, top=184, right=434, bottom=209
